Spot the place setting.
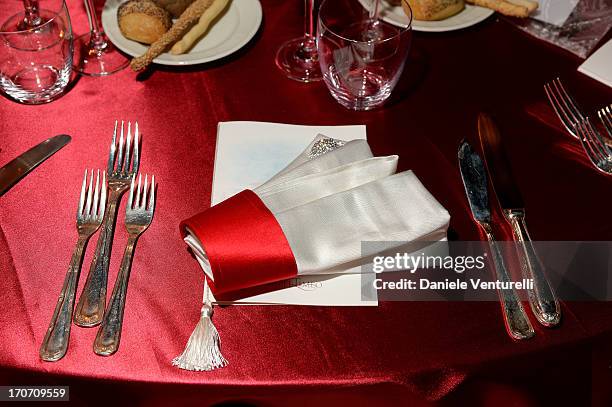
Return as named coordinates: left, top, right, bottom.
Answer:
left=1, top=0, right=612, bottom=404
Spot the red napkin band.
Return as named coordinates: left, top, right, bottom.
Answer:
left=180, top=190, right=298, bottom=296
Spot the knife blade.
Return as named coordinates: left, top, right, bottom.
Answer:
left=0, top=135, right=71, bottom=197
left=477, top=113, right=561, bottom=327
left=458, top=140, right=534, bottom=340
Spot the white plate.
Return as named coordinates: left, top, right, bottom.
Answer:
left=358, top=0, right=494, bottom=32
left=101, top=0, right=262, bottom=66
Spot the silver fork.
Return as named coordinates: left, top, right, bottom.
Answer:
left=74, top=121, right=140, bottom=327
left=574, top=118, right=612, bottom=174
left=544, top=77, right=612, bottom=148
left=94, top=174, right=155, bottom=356
left=40, top=170, right=106, bottom=362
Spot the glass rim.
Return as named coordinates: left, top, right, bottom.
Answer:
left=0, top=0, right=67, bottom=35
left=318, top=0, right=413, bottom=45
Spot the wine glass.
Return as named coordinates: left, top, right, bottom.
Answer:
left=74, top=0, right=128, bottom=76
left=0, top=0, right=73, bottom=104
left=317, top=0, right=413, bottom=110
left=275, top=0, right=321, bottom=82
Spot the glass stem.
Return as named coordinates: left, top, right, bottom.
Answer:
left=303, top=0, right=316, bottom=51
left=22, top=0, right=42, bottom=27
left=84, top=0, right=106, bottom=49
left=369, top=0, right=381, bottom=20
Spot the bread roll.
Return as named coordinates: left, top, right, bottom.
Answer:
left=403, top=0, right=465, bottom=21
left=118, top=0, right=172, bottom=44
left=155, top=0, right=197, bottom=18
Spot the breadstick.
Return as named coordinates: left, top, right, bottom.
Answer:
left=506, top=0, right=538, bottom=13
left=170, top=0, right=229, bottom=54
left=130, top=0, right=214, bottom=71
left=466, top=0, right=529, bottom=17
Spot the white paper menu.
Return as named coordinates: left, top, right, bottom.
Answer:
left=578, top=39, right=612, bottom=89
left=209, top=121, right=377, bottom=306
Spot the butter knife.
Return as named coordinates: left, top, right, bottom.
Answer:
left=0, top=135, right=71, bottom=197
left=477, top=113, right=560, bottom=327
left=458, top=140, right=534, bottom=340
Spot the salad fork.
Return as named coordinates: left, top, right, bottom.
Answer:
left=74, top=121, right=140, bottom=327
left=574, top=118, right=612, bottom=174
left=94, top=174, right=155, bottom=356
left=40, top=170, right=106, bottom=362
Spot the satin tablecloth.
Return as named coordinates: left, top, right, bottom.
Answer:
left=1, top=0, right=612, bottom=405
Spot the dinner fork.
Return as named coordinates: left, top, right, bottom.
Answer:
left=574, top=118, right=612, bottom=174
left=94, top=174, right=155, bottom=356
left=74, top=121, right=140, bottom=327
left=543, top=78, right=612, bottom=148
left=40, top=170, right=106, bottom=362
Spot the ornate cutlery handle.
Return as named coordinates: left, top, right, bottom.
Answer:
left=74, top=189, right=122, bottom=327
left=40, top=238, right=87, bottom=361
left=505, top=210, right=561, bottom=327
left=93, top=236, right=137, bottom=356
left=482, top=223, right=535, bottom=340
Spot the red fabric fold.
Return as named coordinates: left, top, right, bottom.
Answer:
left=180, top=190, right=298, bottom=297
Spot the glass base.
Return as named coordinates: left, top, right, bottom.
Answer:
left=323, top=67, right=391, bottom=111
left=74, top=32, right=128, bottom=76
left=275, top=37, right=322, bottom=83
left=0, top=62, right=71, bottom=104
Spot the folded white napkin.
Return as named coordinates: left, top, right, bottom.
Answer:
left=184, top=135, right=450, bottom=286
left=578, top=39, right=612, bottom=89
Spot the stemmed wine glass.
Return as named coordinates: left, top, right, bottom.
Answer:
left=74, top=0, right=128, bottom=76
left=275, top=0, right=322, bottom=82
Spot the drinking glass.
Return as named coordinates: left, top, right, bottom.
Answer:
left=317, top=0, right=412, bottom=110
left=74, top=0, right=128, bottom=76
left=0, top=0, right=73, bottom=104
left=275, top=0, right=322, bottom=82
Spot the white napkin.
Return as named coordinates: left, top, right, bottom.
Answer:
left=533, top=0, right=579, bottom=27
left=185, top=136, right=450, bottom=283
left=578, top=39, right=612, bottom=89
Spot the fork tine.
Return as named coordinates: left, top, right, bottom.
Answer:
left=108, top=121, right=117, bottom=173
left=100, top=171, right=107, bottom=219
left=598, top=105, right=612, bottom=139
left=78, top=169, right=87, bottom=216
left=141, top=174, right=148, bottom=209
left=149, top=175, right=155, bottom=212
left=135, top=174, right=142, bottom=208
left=85, top=169, right=94, bottom=218
left=554, top=78, right=584, bottom=122
left=128, top=174, right=135, bottom=209
left=544, top=81, right=575, bottom=134
left=123, top=122, right=132, bottom=175
left=117, top=121, right=125, bottom=173
left=132, top=122, right=140, bottom=174
left=550, top=79, right=579, bottom=130
left=93, top=169, right=100, bottom=218
left=576, top=122, right=599, bottom=162
left=585, top=119, right=609, bottom=159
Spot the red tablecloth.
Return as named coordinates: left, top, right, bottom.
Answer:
left=1, top=0, right=612, bottom=405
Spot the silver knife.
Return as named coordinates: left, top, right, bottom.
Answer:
left=0, top=135, right=71, bottom=197
left=458, top=140, right=534, bottom=340
left=477, top=113, right=560, bottom=327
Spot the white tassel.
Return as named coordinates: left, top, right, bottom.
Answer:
left=172, top=278, right=227, bottom=371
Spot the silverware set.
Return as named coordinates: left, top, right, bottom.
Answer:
left=459, top=113, right=561, bottom=341
left=544, top=77, right=612, bottom=174
left=40, top=121, right=156, bottom=362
